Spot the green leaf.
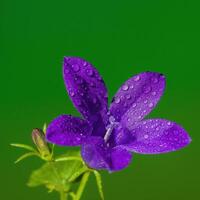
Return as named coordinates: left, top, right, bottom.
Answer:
left=93, top=170, right=104, bottom=200
left=27, top=151, right=85, bottom=192
left=15, top=152, right=39, bottom=164
left=10, top=143, right=37, bottom=152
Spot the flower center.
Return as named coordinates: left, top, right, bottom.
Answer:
left=104, top=116, right=119, bottom=143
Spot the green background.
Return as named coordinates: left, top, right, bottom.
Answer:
left=1, top=0, right=199, bottom=199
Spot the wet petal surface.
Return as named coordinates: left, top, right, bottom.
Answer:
left=121, top=119, right=191, bottom=154
left=46, top=115, right=92, bottom=146
left=63, top=57, right=108, bottom=135
left=110, top=72, right=165, bottom=126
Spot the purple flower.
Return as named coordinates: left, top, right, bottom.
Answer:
left=46, top=57, right=191, bottom=172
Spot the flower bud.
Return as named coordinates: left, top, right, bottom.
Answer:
left=32, top=128, right=52, bottom=161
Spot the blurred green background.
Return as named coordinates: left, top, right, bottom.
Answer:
left=1, top=0, right=199, bottom=199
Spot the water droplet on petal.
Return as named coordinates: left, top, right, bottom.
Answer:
left=90, top=82, right=95, bottom=87
left=72, top=64, right=80, bottom=72
left=132, top=103, right=137, bottom=108
left=115, top=97, right=121, bottom=104
left=144, top=134, right=149, bottom=139
left=86, top=69, right=94, bottom=76
left=143, top=86, right=151, bottom=93
left=151, top=77, right=159, bottom=83
left=148, top=102, right=154, bottom=108
left=97, top=76, right=102, bottom=81
left=122, top=84, right=129, bottom=91
left=152, top=91, right=157, bottom=96
left=125, top=94, right=131, bottom=100
left=134, top=75, right=140, bottom=81
left=83, top=61, right=87, bottom=66
left=64, top=68, right=70, bottom=74
left=167, top=122, right=172, bottom=126
left=144, top=100, right=148, bottom=104
left=69, top=91, right=75, bottom=97
left=156, top=127, right=160, bottom=131
left=76, top=99, right=82, bottom=106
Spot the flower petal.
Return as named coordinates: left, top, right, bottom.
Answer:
left=110, top=72, right=165, bottom=125
left=63, top=57, right=108, bottom=133
left=121, top=119, right=191, bottom=154
left=109, top=146, right=132, bottom=171
left=46, top=115, right=92, bottom=146
left=81, top=137, right=109, bottom=170
left=81, top=137, right=132, bottom=171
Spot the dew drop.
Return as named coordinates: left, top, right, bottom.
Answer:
left=148, top=102, right=154, bottom=108
left=72, top=64, right=80, bottom=72
left=76, top=99, right=81, bottom=106
left=115, top=97, right=121, bottom=104
left=151, top=77, right=159, bottom=84
left=167, top=122, right=171, bottom=126
left=152, top=91, right=157, bottom=96
left=69, top=91, right=75, bottom=97
left=134, top=75, right=140, bottom=81
left=97, top=76, right=102, bottom=81
left=144, top=134, right=149, bottom=139
left=156, top=127, right=160, bottom=131
left=90, top=82, right=95, bottom=87
left=83, top=61, right=87, bottom=66
left=122, top=84, right=129, bottom=91
left=126, top=94, right=131, bottom=100
left=143, top=86, right=151, bottom=94
left=86, top=69, right=94, bottom=76
left=173, top=130, right=179, bottom=135
left=64, top=68, right=70, bottom=74
left=132, top=103, right=137, bottom=108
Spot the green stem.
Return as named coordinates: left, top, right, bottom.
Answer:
left=75, top=171, right=90, bottom=200
left=60, top=190, right=67, bottom=200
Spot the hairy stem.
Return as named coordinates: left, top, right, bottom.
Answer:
left=75, top=171, right=90, bottom=200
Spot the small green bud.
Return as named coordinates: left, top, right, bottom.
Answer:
left=32, top=128, right=52, bottom=161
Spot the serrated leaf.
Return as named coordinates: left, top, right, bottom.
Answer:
left=27, top=151, right=84, bottom=192
left=11, top=143, right=37, bottom=152
left=93, top=170, right=104, bottom=200
left=15, top=152, right=39, bottom=164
